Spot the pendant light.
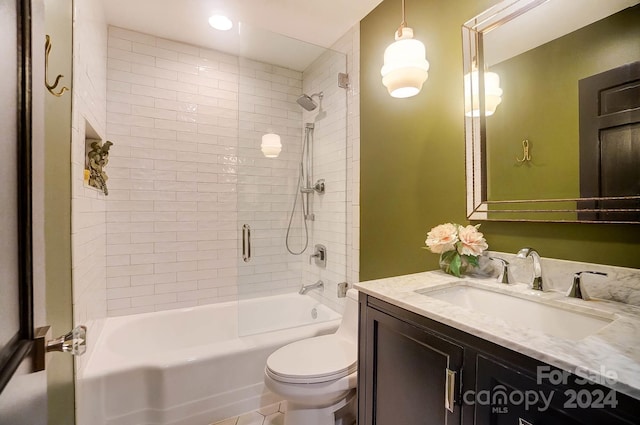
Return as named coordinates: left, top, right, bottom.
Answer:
left=380, top=0, right=430, bottom=98
left=261, top=133, right=282, bottom=158
left=208, top=14, right=233, bottom=31
left=464, top=62, right=503, bottom=117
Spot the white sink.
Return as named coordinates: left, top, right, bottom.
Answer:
left=417, top=284, right=613, bottom=340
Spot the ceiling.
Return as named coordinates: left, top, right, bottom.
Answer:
left=101, top=0, right=384, bottom=71
left=484, top=0, right=639, bottom=66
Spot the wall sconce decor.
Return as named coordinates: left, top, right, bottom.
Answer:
left=464, top=64, right=503, bottom=117
left=380, top=0, right=430, bottom=98
left=261, top=133, right=282, bottom=158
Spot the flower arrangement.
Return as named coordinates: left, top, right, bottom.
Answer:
left=425, top=223, right=488, bottom=277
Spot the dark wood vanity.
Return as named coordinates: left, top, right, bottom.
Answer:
left=357, top=293, right=639, bottom=425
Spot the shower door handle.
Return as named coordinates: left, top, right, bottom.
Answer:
left=242, top=224, right=251, bottom=262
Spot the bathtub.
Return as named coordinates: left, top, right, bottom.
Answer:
left=79, top=293, right=341, bottom=425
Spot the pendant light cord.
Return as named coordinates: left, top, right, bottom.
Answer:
left=398, top=0, right=407, bottom=37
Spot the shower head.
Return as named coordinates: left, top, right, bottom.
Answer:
left=296, top=92, right=323, bottom=111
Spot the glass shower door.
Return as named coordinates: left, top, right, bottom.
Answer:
left=236, top=26, right=348, bottom=336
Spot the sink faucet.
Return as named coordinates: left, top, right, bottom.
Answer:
left=567, top=271, right=608, bottom=300
left=516, top=247, right=543, bottom=291
left=299, top=280, right=324, bottom=295
left=489, top=257, right=510, bottom=284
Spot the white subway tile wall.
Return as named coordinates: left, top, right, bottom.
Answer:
left=70, top=17, right=360, bottom=318
left=294, top=47, right=348, bottom=313
left=236, top=55, right=305, bottom=304
left=105, top=27, right=360, bottom=316
left=106, top=26, right=241, bottom=315
left=298, top=27, right=361, bottom=312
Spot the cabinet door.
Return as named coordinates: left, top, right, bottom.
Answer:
left=474, top=355, right=634, bottom=425
left=362, top=307, right=463, bottom=425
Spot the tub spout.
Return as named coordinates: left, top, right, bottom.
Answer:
left=299, top=280, right=324, bottom=295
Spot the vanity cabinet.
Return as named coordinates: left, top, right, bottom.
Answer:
left=359, top=302, right=463, bottom=425
left=474, top=355, right=635, bottom=425
left=358, top=293, right=638, bottom=425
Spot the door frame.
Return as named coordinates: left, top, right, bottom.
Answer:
left=0, top=0, right=35, bottom=395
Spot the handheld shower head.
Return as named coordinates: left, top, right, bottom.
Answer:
left=296, top=92, right=323, bottom=111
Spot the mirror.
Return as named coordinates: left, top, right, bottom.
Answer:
left=463, top=0, right=640, bottom=223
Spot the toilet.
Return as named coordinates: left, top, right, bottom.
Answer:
left=264, top=289, right=359, bottom=425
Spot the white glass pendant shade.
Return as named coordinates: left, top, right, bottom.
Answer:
left=261, top=133, right=282, bottom=158
left=464, top=69, right=503, bottom=117
left=208, top=15, right=233, bottom=31
left=381, top=27, right=430, bottom=98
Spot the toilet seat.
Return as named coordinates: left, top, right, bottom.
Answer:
left=266, top=334, right=357, bottom=384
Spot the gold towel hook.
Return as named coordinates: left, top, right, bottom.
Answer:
left=516, top=139, right=532, bottom=163
left=45, top=35, right=69, bottom=97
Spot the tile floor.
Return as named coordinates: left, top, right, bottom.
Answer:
left=211, top=402, right=285, bottom=425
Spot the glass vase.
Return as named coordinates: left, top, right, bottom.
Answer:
left=438, top=252, right=493, bottom=278
left=439, top=252, right=471, bottom=277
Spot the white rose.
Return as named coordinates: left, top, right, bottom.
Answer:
left=425, top=223, right=459, bottom=254
left=457, top=225, right=488, bottom=256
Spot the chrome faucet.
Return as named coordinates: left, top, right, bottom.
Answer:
left=567, top=271, right=608, bottom=300
left=516, top=247, right=543, bottom=291
left=299, top=280, right=324, bottom=295
left=490, top=257, right=510, bottom=284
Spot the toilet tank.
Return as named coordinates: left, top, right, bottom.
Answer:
left=335, top=289, right=359, bottom=343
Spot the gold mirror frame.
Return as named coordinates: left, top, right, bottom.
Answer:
left=462, top=0, right=640, bottom=224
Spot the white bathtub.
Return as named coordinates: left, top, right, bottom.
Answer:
left=79, top=293, right=341, bottom=425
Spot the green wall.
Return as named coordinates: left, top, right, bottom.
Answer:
left=360, top=0, right=640, bottom=281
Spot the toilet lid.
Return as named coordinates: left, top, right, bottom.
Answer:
left=266, top=334, right=357, bottom=384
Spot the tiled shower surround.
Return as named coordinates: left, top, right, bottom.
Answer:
left=104, top=27, right=352, bottom=316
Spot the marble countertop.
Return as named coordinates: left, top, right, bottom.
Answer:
left=354, top=271, right=640, bottom=400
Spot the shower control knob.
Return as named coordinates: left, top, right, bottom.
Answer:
left=310, top=244, right=327, bottom=268
left=314, top=179, right=325, bottom=194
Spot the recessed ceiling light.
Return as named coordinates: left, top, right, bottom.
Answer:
left=208, top=14, right=233, bottom=31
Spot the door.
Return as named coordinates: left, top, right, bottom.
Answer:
left=360, top=302, right=464, bottom=425
left=0, top=0, right=47, bottom=423
left=579, top=61, right=640, bottom=221
left=0, top=0, right=76, bottom=424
